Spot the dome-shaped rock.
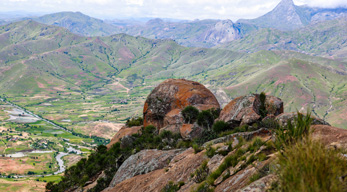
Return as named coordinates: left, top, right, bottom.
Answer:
left=143, top=79, right=220, bottom=129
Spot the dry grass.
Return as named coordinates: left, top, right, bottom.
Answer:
left=276, top=138, right=347, bottom=192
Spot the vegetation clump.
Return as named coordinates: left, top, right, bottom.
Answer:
left=192, top=160, right=210, bottom=183
left=46, top=125, right=181, bottom=192
left=161, top=181, right=185, bottom=192
left=259, top=92, right=267, bottom=118
left=275, top=138, right=347, bottom=192
left=126, top=117, right=143, bottom=127
left=182, top=106, right=199, bottom=124
left=197, top=110, right=215, bottom=130
left=212, top=120, right=229, bottom=134
left=273, top=111, right=312, bottom=152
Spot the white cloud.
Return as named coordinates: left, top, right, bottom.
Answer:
left=126, top=0, right=144, bottom=6
left=0, top=0, right=346, bottom=20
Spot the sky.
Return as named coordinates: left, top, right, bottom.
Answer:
left=0, top=0, right=347, bottom=21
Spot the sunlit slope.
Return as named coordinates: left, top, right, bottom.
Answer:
left=195, top=50, right=347, bottom=128
left=0, top=20, right=346, bottom=131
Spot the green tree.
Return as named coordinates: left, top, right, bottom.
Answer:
left=182, top=106, right=199, bottom=124
left=259, top=92, right=267, bottom=118
left=197, top=110, right=214, bottom=130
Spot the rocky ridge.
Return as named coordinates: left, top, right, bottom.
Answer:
left=66, top=79, right=347, bottom=192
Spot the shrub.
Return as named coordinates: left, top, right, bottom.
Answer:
left=193, top=181, right=214, bottom=192
left=276, top=138, right=347, bottom=192
left=260, top=117, right=279, bottom=129
left=259, top=92, right=267, bottom=118
left=161, top=181, right=185, bottom=192
left=192, top=161, right=210, bottom=183
left=247, top=137, right=264, bottom=153
left=197, top=110, right=215, bottom=130
left=126, top=117, right=143, bottom=127
left=206, top=108, right=221, bottom=120
left=193, top=143, right=203, bottom=153
left=212, top=121, right=229, bottom=133
left=195, top=129, right=218, bottom=145
left=205, top=144, right=216, bottom=158
left=143, top=125, right=157, bottom=135
left=182, top=106, right=199, bottom=124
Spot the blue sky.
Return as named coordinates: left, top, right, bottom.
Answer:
left=1, top=0, right=347, bottom=20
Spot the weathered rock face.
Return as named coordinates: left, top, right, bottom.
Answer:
left=215, top=159, right=272, bottom=192
left=109, top=149, right=183, bottom=187
left=104, top=148, right=207, bottom=192
left=180, top=123, right=204, bottom=140
left=275, top=112, right=330, bottom=127
left=217, top=94, right=283, bottom=127
left=106, top=126, right=142, bottom=149
left=236, top=174, right=277, bottom=192
left=143, top=79, right=220, bottom=129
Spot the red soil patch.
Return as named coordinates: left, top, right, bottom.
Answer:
left=274, top=75, right=298, bottom=86
left=338, top=64, right=346, bottom=71
left=118, top=46, right=134, bottom=61
left=0, top=158, right=35, bottom=174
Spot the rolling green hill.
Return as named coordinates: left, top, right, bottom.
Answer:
left=0, top=20, right=346, bottom=136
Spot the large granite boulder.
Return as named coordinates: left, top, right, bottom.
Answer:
left=143, top=79, right=220, bottom=129
left=217, top=94, right=283, bottom=127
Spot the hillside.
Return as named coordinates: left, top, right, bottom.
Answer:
left=0, top=20, right=346, bottom=134
left=32, top=12, right=119, bottom=36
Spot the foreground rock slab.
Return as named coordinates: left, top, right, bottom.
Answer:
left=108, top=149, right=183, bottom=187
left=104, top=148, right=207, bottom=192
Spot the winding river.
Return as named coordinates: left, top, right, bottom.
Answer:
left=0, top=99, right=86, bottom=177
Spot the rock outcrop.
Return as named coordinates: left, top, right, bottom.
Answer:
left=275, top=112, right=330, bottom=127
left=143, top=79, right=220, bottom=130
left=312, top=125, right=347, bottom=148
left=179, top=123, right=204, bottom=140
left=108, top=149, right=183, bottom=188
left=106, top=126, right=141, bottom=149
left=217, top=94, right=283, bottom=127
left=236, top=174, right=277, bottom=192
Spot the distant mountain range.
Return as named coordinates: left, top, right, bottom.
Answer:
left=219, top=17, right=347, bottom=62
left=0, top=20, right=346, bottom=128
left=1, top=0, right=341, bottom=48
left=239, top=0, right=347, bottom=30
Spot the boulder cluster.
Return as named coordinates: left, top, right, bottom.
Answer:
left=109, top=78, right=329, bottom=147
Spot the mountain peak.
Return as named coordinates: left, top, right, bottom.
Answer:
left=278, top=0, right=294, bottom=6
left=243, top=0, right=303, bottom=30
